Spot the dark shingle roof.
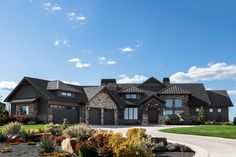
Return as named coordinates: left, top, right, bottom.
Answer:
left=207, top=90, right=233, bottom=107
left=47, top=80, right=81, bottom=93
left=5, top=77, right=87, bottom=104
left=172, top=83, right=210, bottom=105
left=119, top=86, right=144, bottom=93
left=158, top=85, right=191, bottom=95
left=83, top=86, right=105, bottom=101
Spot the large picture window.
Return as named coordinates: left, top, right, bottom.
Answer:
left=175, top=99, right=183, bottom=107
left=165, top=99, right=173, bottom=107
left=124, top=108, right=138, bottom=120
left=20, top=105, right=29, bottom=115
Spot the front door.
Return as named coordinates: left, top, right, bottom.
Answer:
left=147, top=105, right=159, bottom=124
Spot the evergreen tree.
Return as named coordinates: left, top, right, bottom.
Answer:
left=197, top=106, right=205, bottom=123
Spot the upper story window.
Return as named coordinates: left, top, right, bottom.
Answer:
left=165, top=99, right=173, bottom=107
left=196, top=108, right=200, bottom=112
left=125, top=94, right=137, bottom=99
left=217, top=108, right=222, bottom=112
left=61, top=92, right=72, bottom=97
left=209, top=108, right=213, bottom=112
left=175, top=99, right=183, bottom=108
left=20, top=105, right=29, bottom=115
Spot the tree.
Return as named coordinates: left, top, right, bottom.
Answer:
left=197, top=106, right=205, bottom=123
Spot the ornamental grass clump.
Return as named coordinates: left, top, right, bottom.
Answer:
left=40, top=134, right=56, bottom=153
left=20, top=129, right=38, bottom=142
left=45, top=123, right=63, bottom=136
left=3, top=121, right=22, bottom=136
left=63, top=123, right=95, bottom=141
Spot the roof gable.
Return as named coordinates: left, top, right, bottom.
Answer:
left=207, top=90, right=233, bottom=107
left=140, top=77, right=163, bottom=86
left=83, top=86, right=106, bottom=101
left=159, top=85, right=191, bottom=95
left=47, top=81, right=81, bottom=93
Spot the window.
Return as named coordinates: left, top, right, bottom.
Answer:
left=196, top=108, right=200, bottom=112
left=20, top=105, right=29, bottom=115
left=175, top=109, right=184, bottom=115
left=209, top=108, right=213, bottom=112
left=164, top=109, right=173, bottom=116
left=125, top=94, right=137, bottom=99
left=165, top=99, right=173, bottom=107
left=62, top=92, right=72, bottom=97
left=217, top=108, right=222, bottom=112
left=175, top=99, right=183, bottom=108
left=124, top=108, right=138, bottom=120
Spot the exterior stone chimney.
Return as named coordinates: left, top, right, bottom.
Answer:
left=101, top=79, right=117, bottom=90
left=163, top=77, right=170, bottom=86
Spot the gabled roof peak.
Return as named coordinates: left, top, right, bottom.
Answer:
left=140, top=76, right=164, bottom=86
left=158, top=85, right=191, bottom=95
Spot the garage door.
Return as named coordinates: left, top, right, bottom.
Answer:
left=104, top=109, right=114, bottom=125
left=89, top=108, right=101, bottom=125
left=52, top=107, right=79, bottom=124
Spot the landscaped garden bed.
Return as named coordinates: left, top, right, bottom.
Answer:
left=0, top=121, right=195, bottom=157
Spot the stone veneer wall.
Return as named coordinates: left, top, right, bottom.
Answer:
left=85, top=92, right=118, bottom=125
left=15, top=103, right=38, bottom=116
left=159, top=95, right=190, bottom=115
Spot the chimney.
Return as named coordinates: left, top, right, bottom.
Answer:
left=163, top=77, right=170, bottom=86
left=101, top=79, right=117, bottom=90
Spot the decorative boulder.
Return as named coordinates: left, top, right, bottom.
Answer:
left=151, top=137, right=167, bottom=146
left=61, top=138, right=74, bottom=153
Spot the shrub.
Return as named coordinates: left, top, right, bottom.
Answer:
left=40, top=134, right=56, bottom=153
left=126, top=128, right=149, bottom=140
left=20, top=129, right=38, bottom=142
left=75, top=140, right=98, bottom=157
left=61, top=118, right=69, bottom=130
left=45, top=123, right=63, bottom=136
left=197, top=106, right=205, bottom=123
left=93, top=131, right=113, bottom=157
left=5, top=137, right=24, bottom=145
left=9, top=115, right=36, bottom=124
left=0, top=106, right=9, bottom=124
left=54, top=135, right=66, bottom=146
left=0, top=132, right=8, bottom=142
left=63, top=123, right=95, bottom=141
left=3, top=121, right=22, bottom=136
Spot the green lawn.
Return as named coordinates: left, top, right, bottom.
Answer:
left=0, top=124, right=45, bottom=132
left=160, top=125, right=236, bottom=139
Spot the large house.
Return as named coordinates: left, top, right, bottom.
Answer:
left=5, top=76, right=233, bottom=125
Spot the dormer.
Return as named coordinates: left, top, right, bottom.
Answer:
left=47, top=80, right=81, bottom=98
left=119, top=86, right=144, bottom=100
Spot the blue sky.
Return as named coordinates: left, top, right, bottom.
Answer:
left=0, top=0, right=236, bottom=119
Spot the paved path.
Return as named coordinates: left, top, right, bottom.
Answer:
left=91, top=125, right=236, bottom=157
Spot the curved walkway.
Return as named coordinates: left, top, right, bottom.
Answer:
left=92, top=125, right=236, bottom=157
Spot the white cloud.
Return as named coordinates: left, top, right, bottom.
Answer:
left=170, top=62, right=236, bottom=83
left=53, top=40, right=70, bottom=47
left=62, top=81, right=80, bottom=86
left=67, top=12, right=86, bottom=22
left=43, top=2, right=61, bottom=11
left=0, top=81, right=17, bottom=90
left=98, top=57, right=116, bottom=65
left=120, top=47, right=134, bottom=53
left=54, top=40, right=60, bottom=46
left=117, top=75, right=148, bottom=83
left=68, top=58, right=91, bottom=69
left=51, top=5, right=61, bottom=11
left=228, top=90, right=236, bottom=95
left=135, top=41, right=143, bottom=48
left=43, top=2, right=51, bottom=10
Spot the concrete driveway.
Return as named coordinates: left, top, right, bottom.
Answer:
left=91, top=125, right=236, bottom=157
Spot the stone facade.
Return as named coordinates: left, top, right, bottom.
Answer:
left=15, top=103, right=38, bottom=116
left=85, top=92, right=118, bottom=125
left=159, top=94, right=190, bottom=115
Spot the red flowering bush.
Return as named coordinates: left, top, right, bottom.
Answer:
left=9, top=115, right=36, bottom=124
left=5, top=137, right=24, bottom=144
left=75, top=140, right=98, bottom=157
left=94, top=131, right=113, bottom=157
left=54, top=135, right=66, bottom=146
